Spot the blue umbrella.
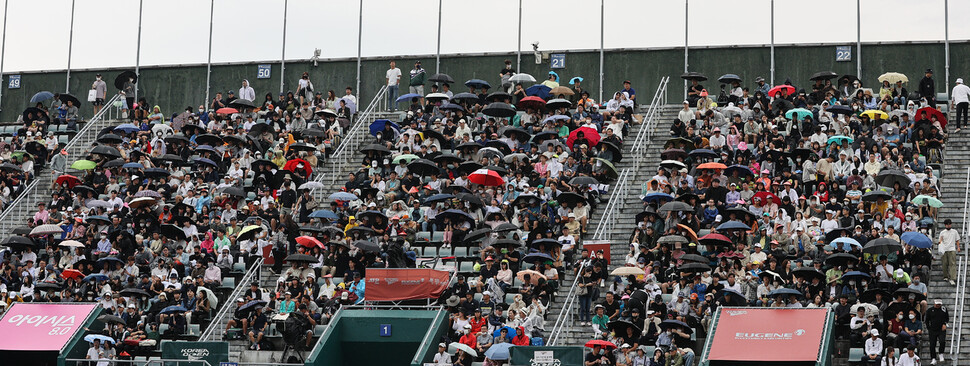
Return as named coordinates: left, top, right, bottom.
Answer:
left=83, top=274, right=109, bottom=282
left=832, top=237, right=862, bottom=251
left=465, top=79, right=491, bottom=89
left=122, top=162, right=144, bottom=169
left=83, top=334, right=115, bottom=344
left=522, top=252, right=555, bottom=264
left=369, top=119, right=400, bottom=137
left=395, top=93, right=422, bottom=103
left=485, top=342, right=513, bottom=361
left=193, top=157, right=218, bottom=168
left=424, top=193, right=456, bottom=204
left=338, top=97, right=357, bottom=114
left=309, top=210, right=339, bottom=220
left=160, top=305, right=188, bottom=314
left=901, top=231, right=933, bottom=249
left=768, top=288, right=804, bottom=298
left=717, top=221, right=751, bottom=231
left=492, top=325, right=516, bottom=339
left=525, top=85, right=551, bottom=99
left=30, top=91, right=54, bottom=104
left=329, top=192, right=358, bottom=201
left=642, top=192, right=674, bottom=204
left=114, top=124, right=140, bottom=133
left=725, top=165, right=753, bottom=178
left=569, top=77, right=584, bottom=84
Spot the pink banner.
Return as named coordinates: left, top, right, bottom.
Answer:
left=0, top=303, right=98, bottom=351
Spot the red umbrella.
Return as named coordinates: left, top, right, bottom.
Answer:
left=697, top=162, right=727, bottom=170
left=283, top=158, right=313, bottom=176
left=699, top=233, right=732, bottom=246
left=61, top=269, right=84, bottom=280
left=768, top=85, right=795, bottom=97
left=468, top=169, right=505, bottom=186
left=585, top=339, right=616, bottom=349
left=753, top=191, right=781, bottom=205
left=567, top=126, right=600, bottom=148
left=296, top=235, right=324, bottom=248
left=516, top=96, right=546, bottom=110
left=216, top=107, right=238, bottom=115
left=55, top=174, right=81, bottom=188
left=915, top=107, right=947, bottom=127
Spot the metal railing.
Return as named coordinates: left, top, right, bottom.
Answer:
left=591, top=168, right=632, bottom=242
left=630, top=76, right=670, bottom=153
left=325, top=85, right=389, bottom=186
left=0, top=93, right=122, bottom=233
left=548, top=262, right=587, bottom=346
left=199, top=258, right=264, bottom=342
left=64, top=359, right=211, bottom=366
left=949, top=166, right=970, bottom=364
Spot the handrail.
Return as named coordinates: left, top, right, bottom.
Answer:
left=592, top=168, right=632, bottom=241
left=950, top=167, right=969, bottom=365
left=324, top=85, right=389, bottom=185
left=630, top=76, right=670, bottom=154
left=644, top=77, right=670, bottom=144
left=548, top=261, right=587, bottom=346
left=0, top=93, right=122, bottom=232
left=411, top=306, right=450, bottom=365
left=199, top=257, right=264, bottom=341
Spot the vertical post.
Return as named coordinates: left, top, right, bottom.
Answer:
left=65, top=0, right=76, bottom=93
left=683, top=0, right=688, bottom=99
left=0, top=0, right=8, bottom=111
left=945, top=0, right=950, bottom=92
left=204, top=0, right=213, bottom=109
left=598, top=0, right=604, bottom=104
left=769, top=0, right=775, bottom=85
left=516, top=0, right=521, bottom=72
left=280, top=0, right=288, bottom=94
left=435, top=0, right=441, bottom=74
left=356, top=0, right=362, bottom=102
left=135, top=0, right=143, bottom=102
left=856, top=0, right=861, bottom=79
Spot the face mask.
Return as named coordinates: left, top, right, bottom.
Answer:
left=848, top=280, right=855, bottom=286
left=861, top=280, right=867, bottom=286
left=909, top=314, right=916, bottom=320
left=898, top=315, right=904, bottom=320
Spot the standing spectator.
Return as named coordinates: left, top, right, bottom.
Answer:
left=898, top=345, right=919, bottom=366
left=951, top=77, right=970, bottom=133
left=296, top=72, right=313, bottom=105
left=238, top=79, right=256, bottom=102
left=919, top=69, right=936, bottom=108
left=925, top=299, right=949, bottom=364
left=408, top=61, right=426, bottom=99
left=91, top=73, right=107, bottom=115
left=938, top=219, right=960, bottom=285
left=386, top=61, right=402, bottom=111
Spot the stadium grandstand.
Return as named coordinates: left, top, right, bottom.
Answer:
left=0, top=1, right=967, bottom=366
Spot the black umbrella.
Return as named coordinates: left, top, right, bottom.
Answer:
left=302, top=128, right=327, bottom=138
left=717, top=74, right=742, bottom=84
left=874, top=170, right=911, bottom=188
left=569, top=176, right=599, bottom=186
left=220, top=186, right=246, bottom=198
left=1, top=236, right=34, bottom=250
left=0, top=163, right=21, bottom=173
left=120, top=288, right=151, bottom=297
left=436, top=209, right=474, bottom=226
left=487, top=238, right=522, bottom=249
left=660, top=319, right=692, bottom=334
left=824, top=227, right=853, bottom=243
left=607, top=319, right=642, bottom=336
left=228, top=98, right=255, bottom=109
left=679, top=254, right=708, bottom=264
left=658, top=201, right=694, bottom=213
left=810, top=71, right=838, bottom=81
left=407, top=159, right=440, bottom=176
left=456, top=141, right=483, bottom=153
left=11, top=227, right=31, bottom=235
left=455, top=192, right=484, bottom=207
left=634, top=210, right=660, bottom=223
left=34, top=282, right=63, bottom=292
left=482, top=102, right=516, bottom=118
left=59, top=93, right=82, bottom=107
left=838, top=75, right=859, bottom=85
left=359, top=143, right=391, bottom=155
left=352, top=240, right=381, bottom=253
left=114, top=70, right=137, bottom=90
left=345, top=226, right=375, bottom=238
left=556, top=192, right=587, bottom=208
left=861, top=190, right=891, bottom=202
left=98, top=314, right=126, bottom=325
left=499, top=127, right=531, bottom=142
left=285, top=254, right=319, bottom=263
left=421, top=129, right=447, bottom=143
left=432, top=153, right=462, bottom=165
left=893, top=288, right=926, bottom=302
left=164, top=134, right=190, bottom=144
left=159, top=224, right=187, bottom=241
left=724, top=207, right=756, bottom=223
left=824, top=253, right=859, bottom=267
left=863, top=238, right=902, bottom=255
left=512, top=194, right=541, bottom=207
left=22, top=107, right=45, bottom=122
left=464, top=228, right=492, bottom=243
left=238, top=300, right=268, bottom=314
left=97, top=134, right=123, bottom=144
left=491, top=222, right=519, bottom=233
left=428, top=73, right=455, bottom=84
left=451, top=92, right=480, bottom=104
left=485, top=91, right=512, bottom=103
left=680, top=72, right=707, bottom=81
left=457, top=161, right=484, bottom=175
left=859, top=289, right=891, bottom=304
left=91, top=145, right=121, bottom=158
left=529, top=238, right=560, bottom=250
left=791, top=267, right=826, bottom=282
left=358, top=210, right=389, bottom=228
left=678, top=262, right=711, bottom=273
left=196, top=134, right=224, bottom=146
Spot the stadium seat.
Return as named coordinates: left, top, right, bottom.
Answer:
left=313, top=324, right=326, bottom=336
left=158, top=323, right=170, bottom=334
left=452, top=247, right=469, bottom=257
left=459, top=261, right=475, bottom=273
left=848, top=348, right=864, bottom=364
left=416, top=231, right=431, bottom=243
left=185, top=323, right=200, bottom=337
left=662, top=294, right=673, bottom=303
left=219, top=277, right=236, bottom=291
left=504, top=293, right=515, bottom=304
left=431, top=232, right=445, bottom=243
left=231, top=261, right=246, bottom=274
left=424, top=247, right=440, bottom=258
left=474, top=292, right=482, bottom=302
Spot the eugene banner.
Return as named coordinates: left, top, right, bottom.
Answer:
left=363, top=268, right=451, bottom=301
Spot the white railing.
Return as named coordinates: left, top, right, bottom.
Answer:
left=591, top=168, right=632, bottom=242
left=321, top=85, right=389, bottom=187
left=0, top=93, right=122, bottom=233
left=950, top=166, right=970, bottom=364
left=630, top=76, right=670, bottom=153
left=548, top=262, right=587, bottom=346
left=199, top=258, right=264, bottom=342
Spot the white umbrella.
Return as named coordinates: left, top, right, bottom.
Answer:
left=425, top=93, right=449, bottom=102
left=509, top=73, right=536, bottom=83
left=337, top=98, right=357, bottom=114
left=151, top=124, right=173, bottom=136
left=128, top=197, right=157, bottom=209
left=30, top=224, right=63, bottom=236
left=299, top=181, right=325, bottom=190
left=86, top=200, right=112, bottom=209
left=721, top=105, right=743, bottom=119
left=197, top=286, right=219, bottom=310
left=449, top=342, right=478, bottom=357
left=58, top=240, right=85, bottom=248
left=851, top=303, right=879, bottom=318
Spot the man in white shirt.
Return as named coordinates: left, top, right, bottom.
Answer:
left=863, top=329, right=882, bottom=364
left=238, top=79, right=256, bottom=101
left=938, top=219, right=961, bottom=285
left=708, top=127, right=726, bottom=150
left=898, top=345, right=919, bottom=366
left=432, top=342, right=451, bottom=365
left=950, top=77, right=970, bottom=132
left=385, top=61, right=402, bottom=112
left=678, top=101, right=693, bottom=124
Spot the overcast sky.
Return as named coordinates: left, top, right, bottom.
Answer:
left=2, top=0, right=966, bottom=72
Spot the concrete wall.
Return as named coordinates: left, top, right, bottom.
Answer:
left=3, top=41, right=966, bottom=122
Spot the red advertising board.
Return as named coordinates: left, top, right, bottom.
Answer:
left=707, top=308, right=827, bottom=362
left=363, top=268, right=452, bottom=301
left=0, top=303, right=98, bottom=351
left=582, top=240, right=611, bottom=263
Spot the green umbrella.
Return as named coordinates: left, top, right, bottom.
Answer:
left=785, top=108, right=814, bottom=121
left=911, top=195, right=943, bottom=208
left=826, top=135, right=854, bottom=145
left=71, top=160, right=97, bottom=170
left=392, top=154, right=419, bottom=164
left=593, top=158, right=618, bottom=179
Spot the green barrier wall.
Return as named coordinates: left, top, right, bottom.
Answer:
left=3, top=41, right=966, bottom=123
left=159, top=340, right=230, bottom=366
left=305, top=308, right=445, bottom=366
left=55, top=305, right=103, bottom=366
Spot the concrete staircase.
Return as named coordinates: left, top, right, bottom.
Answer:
left=546, top=105, right=681, bottom=346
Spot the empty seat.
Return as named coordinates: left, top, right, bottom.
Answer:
left=219, top=277, right=236, bottom=290
left=452, top=247, right=468, bottom=257
left=185, top=324, right=200, bottom=336
left=231, top=261, right=246, bottom=273
left=415, top=231, right=432, bottom=242
left=431, top=232, right=445, bottom=243
left=313, top=324, right=326, bottom=336
left=459, top=261, right=476, bottom=273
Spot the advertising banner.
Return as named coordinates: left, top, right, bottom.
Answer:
left=0, top=303, right=98, bottom=351
left=160, top=341, right=230, bottom=366
left=707, top=308, right=828, bottom=362
left=364, top=268, right=451, bottom=301
left=509, top=346, right=584, bottom=366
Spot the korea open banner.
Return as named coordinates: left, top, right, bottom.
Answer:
left=364, top=268, right=451, bottom=301
left=706, top=308, right=828, bottom=362
left=0, top=303, right=98, bottom=351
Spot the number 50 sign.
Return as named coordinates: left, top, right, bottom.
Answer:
left=257, top=64, right=272, bottom=79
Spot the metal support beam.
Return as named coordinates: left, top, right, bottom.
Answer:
left=135, top=0, right=143, bottom=102
left=945, top=0, right=950, bottom=92
left=356, top=0, right=362, bottom=102
left=0, top=0, right=8, bottom=110
left=280, top=0, right=288, bottom=94
left=856, top=0, right=862, bottom=79
left=684, top=0, right=688, bottom=99
left=599, top=0, right=604, bottom=104
left=65, top=0, right=75, bottom=93
left=770, top=0, right=775, bottom=85
left=435, top=0, right=441, bottom=74
left=204, top=0, right=213, bottom=109
left=516, top=0, right=521, bottom=72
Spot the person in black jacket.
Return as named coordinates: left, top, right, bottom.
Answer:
left=925, top=299, right=949, bottom=363
left=919, top=69, right=936, bottom=108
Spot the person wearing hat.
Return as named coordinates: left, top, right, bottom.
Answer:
left=919, top=68, right=936, bottom=108
left=862, top=328, right=883, bottom=364
left=591, top=304, right=609, bottom=337
left=432, top=342, right=451, bottom=365
left=939, top=218, right=961, bottom=285
left=925, top=298, right=949, bottom=363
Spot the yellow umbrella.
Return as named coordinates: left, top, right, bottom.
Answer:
left=860, top=110, right=889, bottom=120
left=877, top=72, right=908, bottom=84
